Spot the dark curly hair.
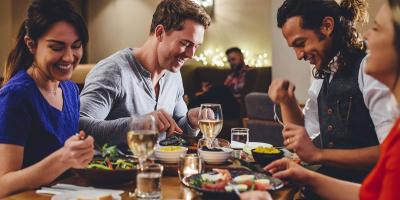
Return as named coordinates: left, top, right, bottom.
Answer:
left=3, top=0, right=88, bottom=86
left=150, top=0, right=211, bottom=34
left=277, top=0, right=368, bottom=79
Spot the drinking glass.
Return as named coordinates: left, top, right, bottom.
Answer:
left=136, top=163, right=164, bottom=199
left=198, top=103, right=223, bottom=147
left=126, top=115, right=158, bottom=169
left=178, top=154, right=204, bottom=181
left=231, top=128, right=249, bottom=148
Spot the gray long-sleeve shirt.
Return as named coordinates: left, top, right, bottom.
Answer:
left=79, top=48, right=198, bottom=145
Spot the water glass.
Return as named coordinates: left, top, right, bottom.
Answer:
left=136, top=163, right=164, bottom=199
left=178, top=154, right=204, bottom=181
left=231, top=128, right=249, bottom=148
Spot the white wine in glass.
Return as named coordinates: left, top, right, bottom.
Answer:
left=198, top=103, right=223, bottom=148
left=198, top=119, right=223, bottom=139
left=126, top=115, right=158, bottom=168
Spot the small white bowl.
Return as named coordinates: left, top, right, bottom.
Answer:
left=198, top=147, right=233, bottom=164
left=154, top=146, right=188, bottom=163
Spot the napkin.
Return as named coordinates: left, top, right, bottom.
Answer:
left=36, top=183, right=124, bottom=196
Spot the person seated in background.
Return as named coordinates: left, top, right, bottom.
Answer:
left=79, top=0, right=211, bottom=146
left=224, top=47, right=250, bottom=98
left=194, top=47, right=249, bottom=99
left=0, top=0, right=94, bottom=197
left=268, top=0, right=395, bottom=189
left=265, top=1, right=400, bottom=199
left=188, top=47, right=250, bottom=122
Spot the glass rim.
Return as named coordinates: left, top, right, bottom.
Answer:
left=180, top=153, right=199, bottom=158
left=140, top=162, right=164, bottom=169
left=231, top=127, right=249, bottom=132
left=200, top=103, right=221, bottom=107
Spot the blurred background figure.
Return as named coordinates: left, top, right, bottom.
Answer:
left=224, top=47, right=249, bottom=99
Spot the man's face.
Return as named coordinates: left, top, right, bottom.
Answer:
left=282, top=16, right=333, bottom=69
left=227, top=52, right=244, bottom=69
left=156, top=19, right=205, bottom=73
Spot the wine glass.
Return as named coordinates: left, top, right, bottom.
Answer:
left=198, top=103, right=223, bottom=148
left=126, top=115, right=158, bottom=169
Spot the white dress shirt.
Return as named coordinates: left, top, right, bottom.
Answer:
left=303, top=55, right=395, bottom=143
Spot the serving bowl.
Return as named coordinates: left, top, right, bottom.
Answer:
left=251, top=147, right=284, bottom=166
left=74, top=157, right=137, bottom=185
left=154, top=146, right=188, bottom=163
left=198, top=147, right=233, bottom=164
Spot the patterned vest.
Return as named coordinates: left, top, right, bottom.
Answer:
left=316, top=54, right=379, bottom=183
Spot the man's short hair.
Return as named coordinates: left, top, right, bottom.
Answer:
left=150, top=0, right=211, bottom=34
left=225, top=47, right=243, bottom=56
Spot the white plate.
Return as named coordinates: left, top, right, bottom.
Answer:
left=247, top=142, right=272, bottom=148
left=231, top=142, right=272, bottom=149
left=230, top=141, right=246, bottom=149
left=242, top=142, right=272, bottom=154
left=51, top=190, right=122, bottom=200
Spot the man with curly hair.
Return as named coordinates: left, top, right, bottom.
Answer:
left=268, top=0, right=395, bottom=184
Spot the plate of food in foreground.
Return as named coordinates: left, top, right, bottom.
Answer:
left=74, top=144, right=137, bottom=185
left=182, top=168, right=284, bottom=197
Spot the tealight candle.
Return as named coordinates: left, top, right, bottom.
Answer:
left=178, top=154, right=204, bottom=180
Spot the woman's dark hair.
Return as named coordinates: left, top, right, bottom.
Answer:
left=277, top=0, right=368, bottom=79
left=3, top=0, right=88, bottom=86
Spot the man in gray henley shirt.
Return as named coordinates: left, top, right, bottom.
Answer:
left=79, top=0, right=211, bottom=145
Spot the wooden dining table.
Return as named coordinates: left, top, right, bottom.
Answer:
left=3, top=171, right=297, bottom=200
left=2, top=145, right=301, bottom=200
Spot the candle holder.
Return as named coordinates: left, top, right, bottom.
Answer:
left=178, top=154, right=204, bottom=181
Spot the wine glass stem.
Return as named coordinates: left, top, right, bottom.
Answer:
left=138, top=157, right=146, bottom=170
left=210, top=138, right=215, bottom=148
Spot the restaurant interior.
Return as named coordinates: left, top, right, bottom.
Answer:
left=0, top=0, right=390, bottom=199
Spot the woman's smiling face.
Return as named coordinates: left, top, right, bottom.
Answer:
left=30, top=20, right=83, bottom=81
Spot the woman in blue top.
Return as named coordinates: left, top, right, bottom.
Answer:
left=0, top=0, right=94, bottom=197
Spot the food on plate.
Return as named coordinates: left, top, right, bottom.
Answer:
left=253, top=146, right=280, bottom=154
left=159, top=135, right=188, bottom=146
left=87, top=158, right=135, bottom=170
left=225, top=184, right=248, bottom=192
left=158, top=146, right=183, bottom=151
left=201, top=146, right=223, bottom=152
left=154, top=146, right=188, bottom=163
left=254, top=179, right=273, bottom=190
left=87, top=144, right=136, bottom=170
left=189, top=169, right=274, bottom=192
left=233, top=174, right=255, bottom=184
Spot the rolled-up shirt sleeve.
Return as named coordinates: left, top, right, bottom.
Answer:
left=304, top=79, right=323, bottom=140
left=358, top=56, right=395, bottom=143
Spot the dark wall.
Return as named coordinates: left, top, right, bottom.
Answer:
left=181, top=65, right=272, bottom=97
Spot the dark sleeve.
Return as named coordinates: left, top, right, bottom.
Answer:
left=0, top=87, right=32, bottom=146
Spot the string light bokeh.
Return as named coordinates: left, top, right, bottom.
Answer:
left=193, top=48, right=269, bottom=68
